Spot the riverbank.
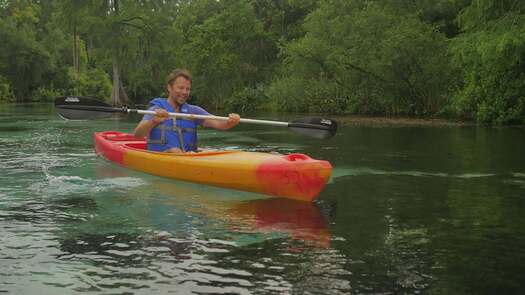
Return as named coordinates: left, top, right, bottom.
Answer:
left=336, top=116, right=473, bottom=128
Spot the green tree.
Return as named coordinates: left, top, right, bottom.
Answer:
left=120, top=0, right=183, bottom=103
left=382, top=0, right=469, bottom=37
left=0, top=75, right=15, bottom=102
left=451, top=0, right=525, bottom=124
left=0, top=1, right=54, bottom=100
left=176, top=0, right=272, bottom=110
left=269, top=0, right=456, bottom=115
left=253, top=0, right=318, bottom=52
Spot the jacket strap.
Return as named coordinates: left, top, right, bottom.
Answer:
left=147, top=124, right=168, bottom=145
left=176, top=129, right=186, bottom=152
left=173, top=127, right=196, bottom=133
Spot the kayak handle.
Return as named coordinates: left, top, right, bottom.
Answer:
left=285, top=154, right=311, bottom=161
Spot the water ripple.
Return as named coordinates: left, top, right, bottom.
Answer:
left=331, top=167, right=498, bottom=180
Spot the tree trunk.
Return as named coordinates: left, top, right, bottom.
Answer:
left=111, top=60, right=129, bottom=106
left=73, top=22, right=79, bottom=72
left=109, top=0, right=128, bottom=106
left=86, top=38, right=93, bottom=67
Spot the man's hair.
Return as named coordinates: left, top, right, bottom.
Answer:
left=166, top=69, right=192, bottom=85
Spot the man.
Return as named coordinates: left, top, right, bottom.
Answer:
left=134, top=69, right=240, bottom=153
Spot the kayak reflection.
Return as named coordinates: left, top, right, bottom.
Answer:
left=227, top=198, right=330, bottom=248
left=94, top=161, right=331, bottom=248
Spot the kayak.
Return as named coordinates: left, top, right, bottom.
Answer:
left=94, top=131, right=332, bottom=201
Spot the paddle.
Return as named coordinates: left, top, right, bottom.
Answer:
left=54, top=96, right=338, bottom=139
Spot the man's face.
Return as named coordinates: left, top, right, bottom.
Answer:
left=168, top=76, right=191, bottom=105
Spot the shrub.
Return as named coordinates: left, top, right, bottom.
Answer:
left=31, top=86, right=64, bottom=102
left=66, top=67, right=111, bottom=100
left=0, top=76, right=15, bottom=102
left=225, top=84, right=269, bottom=113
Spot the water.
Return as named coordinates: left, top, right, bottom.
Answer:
left=1, top=103, right=525, bottom=294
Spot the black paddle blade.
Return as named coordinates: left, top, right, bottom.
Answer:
left=288, top=117, right=338, bottom=139
left=54, top=96, right=123, bottom=120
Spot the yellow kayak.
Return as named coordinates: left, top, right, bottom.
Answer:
left=94, top=131, right=332, bottom=201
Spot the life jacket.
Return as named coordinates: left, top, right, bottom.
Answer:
left=147, top=98, right=198, bottom=152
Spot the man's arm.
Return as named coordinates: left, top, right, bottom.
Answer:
left=133, top=109, right=168, bottom=138
left=203, top=113, right=240, bottom=130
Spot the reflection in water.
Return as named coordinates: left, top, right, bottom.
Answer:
left=227, top=198, right=330, bottom=248
left=94, top=162, right=331, bottom=248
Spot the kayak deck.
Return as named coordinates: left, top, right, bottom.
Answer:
left=94, top=131, right=332, bottom=201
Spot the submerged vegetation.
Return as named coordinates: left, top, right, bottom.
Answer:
left=0, top=0, right=524, bottom=124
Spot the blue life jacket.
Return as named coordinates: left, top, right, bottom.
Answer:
left=147, top=98, right=198, bottom=152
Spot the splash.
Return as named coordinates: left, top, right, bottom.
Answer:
left=33, top=164, right=147, bottom=197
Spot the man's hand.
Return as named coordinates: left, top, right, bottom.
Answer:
left=152, top=108, right=169, bottom=124
left=227, top=113, right=240, bottom=128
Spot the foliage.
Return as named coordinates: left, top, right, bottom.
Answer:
left=0, top=0, right=524, bottom=124
left=65, top=67, right=112, bottom=100
left=270, top=0, right=456, bottom=116
left=0, top=75, right=15, bottom=102
left=31, top=85, right=63, bottom=102
left=176, top=0, right=273, bottom=110
left=225, top=84, right=270, bottom=113
left=451, top=0, right=525, bottom=124
left=0, top=12, right=54, bottom=100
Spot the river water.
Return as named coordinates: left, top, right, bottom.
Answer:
left=1, top=103, right=524, bottom=294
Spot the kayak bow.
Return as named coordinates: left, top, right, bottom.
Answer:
left=94, top=131, right=332, bottom=201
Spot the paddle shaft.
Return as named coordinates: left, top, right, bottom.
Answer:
left=133, top=109, right=289, bottom=127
